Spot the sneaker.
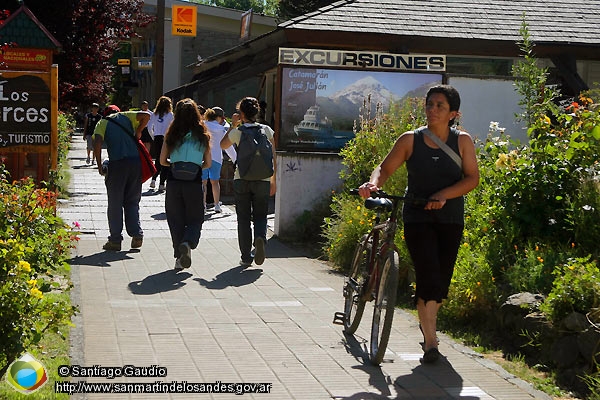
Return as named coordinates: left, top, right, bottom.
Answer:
left=178, top=242, right=191, bottom=268
left=240, top=259, right=253, bottom=268
left=174, top=258, right=184, bottom=271
left=158, top=183, right=165, bottom=192
left=86, top=157, right=90, bottom=164
left=149, top=179, right=156, bottom=189
left=214, top=203, right=222, bottom=213
left=253, top=237, right=266, bottom=265
left=131, top=236, right=143, bottom=249
left=102, top=241, right=121, bottom=251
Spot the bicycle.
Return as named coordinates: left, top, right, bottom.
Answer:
left=333, top=189, right=430, bottom=365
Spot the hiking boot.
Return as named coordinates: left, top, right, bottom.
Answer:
left=253, top=237, right=266, bottom=265
left=149, top=179, right=156, bottom=189
left=131, top=236, right=143, bottom=249
left=214, top=203, right=222, bottom=213
left=178, top=242, right=191, bottom=268
left=102, top=241, right=121, bottom=251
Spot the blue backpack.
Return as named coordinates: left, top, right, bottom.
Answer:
left=236, top=125, right=274, bottom=180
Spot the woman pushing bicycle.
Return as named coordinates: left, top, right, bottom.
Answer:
left=358, top=85, right=479, bottom=363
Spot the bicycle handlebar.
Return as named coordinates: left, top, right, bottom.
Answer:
left=349, top=188, right=437, bottom=204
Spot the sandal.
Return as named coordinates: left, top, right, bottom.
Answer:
left=421, top=347, right=440, bottom=364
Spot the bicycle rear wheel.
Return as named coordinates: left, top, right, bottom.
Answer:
left=343, top=235, right=371, bottom=334
left=370, top=251, right=399, bottom=365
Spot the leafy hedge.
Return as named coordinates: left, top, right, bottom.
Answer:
left=0, top=113, right=79, bottom=378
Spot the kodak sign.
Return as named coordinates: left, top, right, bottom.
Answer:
left=172, top=5, right=197, bottom=37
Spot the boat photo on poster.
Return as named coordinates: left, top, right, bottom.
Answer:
left=280, top=67, right=443, bottom=151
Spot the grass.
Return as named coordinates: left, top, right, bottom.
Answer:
left=441, top=325, right=582, bottom=400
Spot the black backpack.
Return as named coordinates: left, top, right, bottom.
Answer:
left=236, top=125, right=274, bottom=180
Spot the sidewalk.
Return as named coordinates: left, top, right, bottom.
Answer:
left=58, top=134, right=551, bottom=399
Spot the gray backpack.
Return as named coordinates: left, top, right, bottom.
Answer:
left=236, top=125, right=274, bottom=180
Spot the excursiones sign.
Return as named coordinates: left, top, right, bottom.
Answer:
left=279, top=47, right=446, bottom=72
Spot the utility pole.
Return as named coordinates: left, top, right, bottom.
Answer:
left=155, top=0, right=165, bottom=101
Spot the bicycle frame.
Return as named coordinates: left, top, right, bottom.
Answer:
left=360, top=203, right=400, bottom=303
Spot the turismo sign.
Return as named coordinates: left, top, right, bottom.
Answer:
left=279, top=48, right=446, bottom=72
left=172, top=5, right=197, bottom=37
left=0, top=74, right=51, bottom=148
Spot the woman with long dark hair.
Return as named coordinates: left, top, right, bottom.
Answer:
left=160, top=98, right=211, bottom=271
left=149, top=96, right=174, bottom=191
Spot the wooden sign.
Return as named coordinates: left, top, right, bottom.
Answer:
left=0, top=48, right=52, bottom=71
left=0, top=69, right=56, bottom=157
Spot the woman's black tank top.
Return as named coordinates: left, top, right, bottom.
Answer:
left=402, top=127, right=464, bottom=225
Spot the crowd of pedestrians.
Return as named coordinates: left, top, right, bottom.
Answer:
left=85, top=96, right=276, bottom=270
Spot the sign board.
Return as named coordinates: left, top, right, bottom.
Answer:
left=117, top=59, right=130, bottom=66
left=0, top=48, right=52, bottom=71
left=0, top=70, right=55, bottom=154
left=279, top=66, right=442, bottom=151
left=172, top=5, right=197, bottom=37
left=279, top=47, right=446, bottom=72
left=132, top=57, right=153, bottom=70
left=240, top=9, right=252, bottom=40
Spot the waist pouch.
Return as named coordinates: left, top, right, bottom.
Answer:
left=171, top=162, right=200, bottom=181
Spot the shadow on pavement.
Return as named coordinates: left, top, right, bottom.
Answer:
left=151, top=212, right=167, bottom=220
left=395, top=359, right=477, bottom=400
left=69, top=251, right=135, bottom=267
left=194, top=265, right=262, bottom=289
left=128, top=269, right=193, bottom=295
left=340, top=332, right=395, bottom=398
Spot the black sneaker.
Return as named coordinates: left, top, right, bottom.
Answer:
left=178, top=242, right=191, bottom=268
left=253, top=237, right=266, bottom=265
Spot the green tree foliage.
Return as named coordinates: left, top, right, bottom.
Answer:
left=190, top=0, right=278, bottom=16
left=5, top=0, right=153, bottom=109
left=276, top=0, right=338, bottom=21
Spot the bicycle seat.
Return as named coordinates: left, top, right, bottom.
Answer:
left=364, top=198, right=393, bottom=212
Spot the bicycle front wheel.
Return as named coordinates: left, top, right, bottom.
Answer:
left=370, top=251, right=399, bottom=365
left=343, top=234, right=371, bottom=334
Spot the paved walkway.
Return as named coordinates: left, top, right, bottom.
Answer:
left=58, top=134, right=551, bottom=399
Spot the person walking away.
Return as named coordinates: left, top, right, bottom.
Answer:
left=159, top=99, right=211, bottom=271
left=212, top=106, right=237, bottom=163
left=83, top=103, right=102, bottom=164
left=220, top=97, right=276, bottom=267
left=148, top=96, right=174, bottom=191
left=358, top=85, right=479, bottom=363
left=202, top=108, right=233, bottom=213
left=140, top=101, right=154, bottom=153
left=93, top=105, right=151, bottom=251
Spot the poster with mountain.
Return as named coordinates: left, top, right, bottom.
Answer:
left=280, top=67, right=443, bottom=151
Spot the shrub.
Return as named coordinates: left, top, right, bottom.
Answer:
left=48, top=112, right=76, bottom=193
left=540, top=256, right=600, bottom=324
left=322, top=97, right=425, bottom=270
left=439, top=244, right=498, bottom=325
left=0, top=169, right=78, bottom=377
